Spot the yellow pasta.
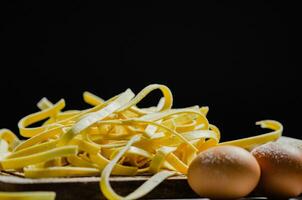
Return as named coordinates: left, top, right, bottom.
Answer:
left=0, top=192, right=55, bottom=200
left=0, top=84, right=283, bottom=200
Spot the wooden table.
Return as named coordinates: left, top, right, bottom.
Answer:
left=1, top=174, right=301, bottom=200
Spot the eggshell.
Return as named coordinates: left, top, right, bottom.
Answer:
left=188, top=145, right=260, bottom=199
left=252, top=141, right=302, bottom=197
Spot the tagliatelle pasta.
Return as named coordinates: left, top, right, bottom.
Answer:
left=0, top=84, right=283, bottom=200
left=0, top=192, right=56, bottom=200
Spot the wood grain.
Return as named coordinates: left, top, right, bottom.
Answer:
left=0, top=174, right=198, bottom=200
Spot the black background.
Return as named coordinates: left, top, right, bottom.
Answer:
left=0, top=2, right=300, bottom=141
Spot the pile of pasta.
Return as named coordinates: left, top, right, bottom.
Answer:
left=0, top=84, right=282, bottom=200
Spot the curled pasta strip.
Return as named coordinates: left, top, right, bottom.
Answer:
left=18, top=99, right=65, bottom=137
left=0, top=146, right=77, bottom=169
left=219, top=120, right=283, bottom=150
left=24, top=167, right=100, bottom=178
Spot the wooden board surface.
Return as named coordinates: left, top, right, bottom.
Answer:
left=1, top=174, right=302, bottom=200
left=0, top=174, right=198, bottom=200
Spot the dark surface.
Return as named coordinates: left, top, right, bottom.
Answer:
left=0, top=175, right=198, bottom=200
left=0, top=2, right=300, bottom=141
left=1, top=175, right=301, bottom=200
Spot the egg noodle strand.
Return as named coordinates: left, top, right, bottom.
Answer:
left=0, top=84, right=283, bottom=200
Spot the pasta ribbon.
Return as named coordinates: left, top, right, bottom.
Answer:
left=0, top=192, right=55, bottom=200
left=219, top=120, right=283, bottom=150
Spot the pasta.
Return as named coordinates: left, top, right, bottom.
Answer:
left=0, top=84, right=282, bottom=200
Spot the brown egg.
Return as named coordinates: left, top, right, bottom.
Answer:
left=188, top=145, right=260, bottom=199
left=252, top=140, right=302, bottom=198
left=277, top=136, right=302, bottom=152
